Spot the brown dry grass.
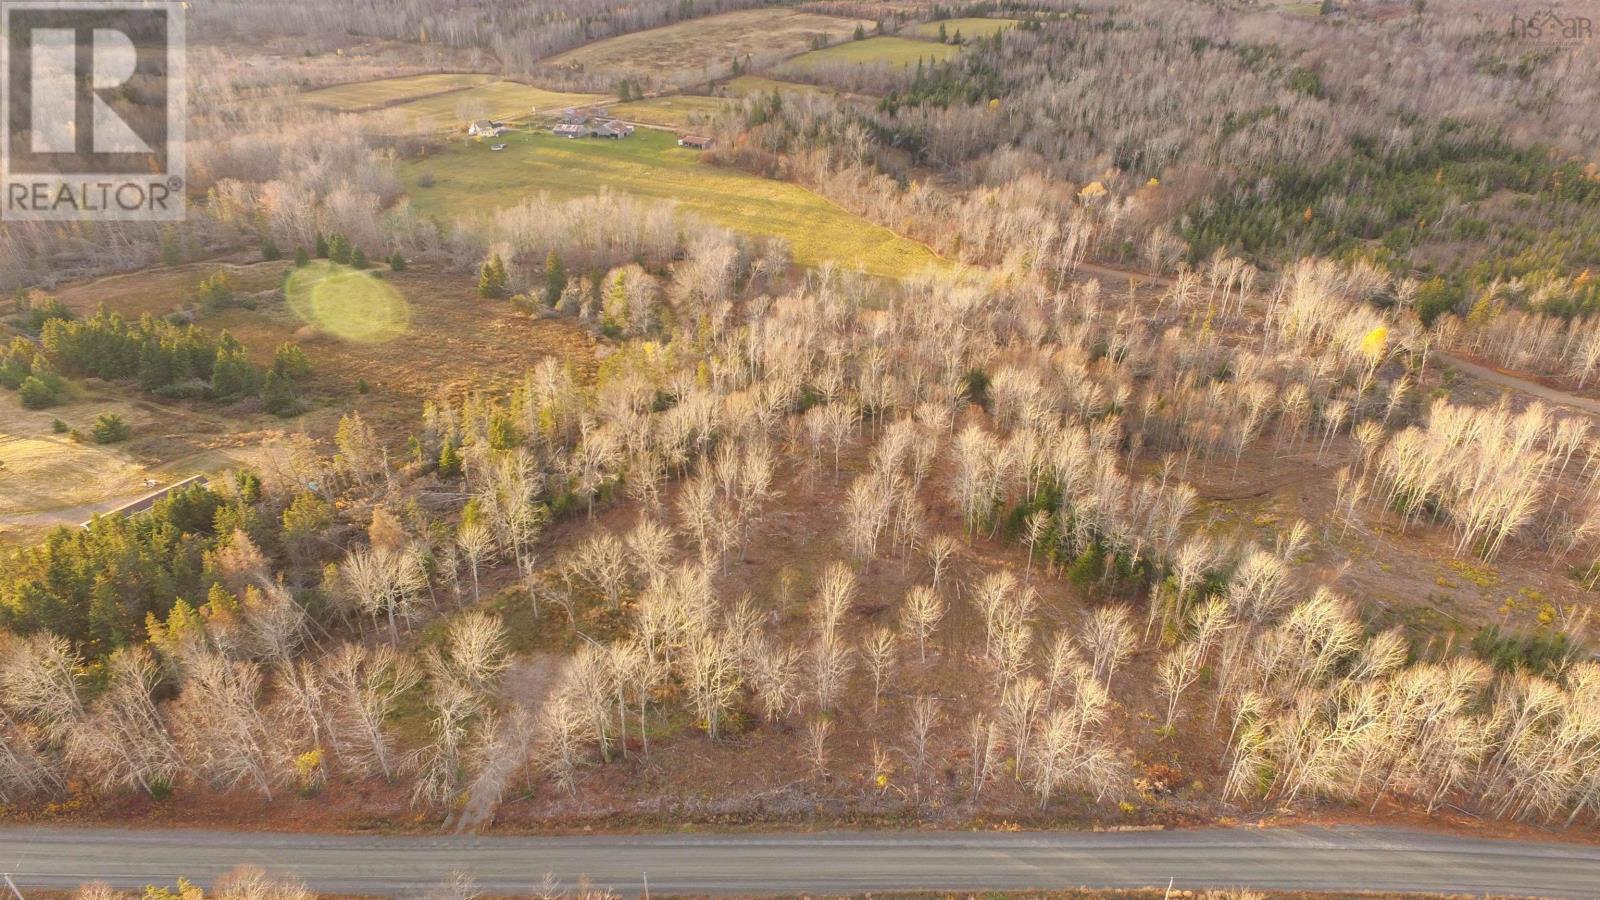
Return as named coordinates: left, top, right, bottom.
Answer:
left=542, top=9, right=872, bottom=83
left=0, top=382, right=284, bottom=547
left=203, top=266, right=597, bottom=434
left=4, top=261, right=595, bottom=545
left=51, top=257, right=597, bottom=434
left=50, top=256, right=287, bottom=319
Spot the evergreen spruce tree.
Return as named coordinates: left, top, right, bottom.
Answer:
left=263, top=368, right=298, bottom=417
left=479, top=253, right=509, bottom=299
left=328, top=234, right=352, bottom=265
left=437, top=440, right=462, bottom=477
left=272, top=342, right=312, bottom=381
left=544, top=250, right=567, bottom=306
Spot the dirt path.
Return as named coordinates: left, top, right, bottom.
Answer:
left=1437, top=352, right=1600, bottom=417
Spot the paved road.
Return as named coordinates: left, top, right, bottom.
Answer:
left=2, top=826, right=1599, bottom=897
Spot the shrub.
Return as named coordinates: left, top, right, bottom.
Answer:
left=1472, top=624, right=1582, bottom=677
left=1, top=337, right=36, bottom=388
left=196, top=271, right=234, bottom=310
left=25, top=294, right=72, bottom=333
left=261, top=237, right=281, bottom=261
left=91, top=413, right=131, bottom=444
left=18, top=373, right=62, bottom=409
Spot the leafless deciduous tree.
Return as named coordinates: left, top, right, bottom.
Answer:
left=171, top=653, right=283, bottom=799
left=900, top=585, right=945, bottom=664
left=342, top=545, right=428, bottom=641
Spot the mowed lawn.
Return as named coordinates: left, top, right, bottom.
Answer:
left=301, top=73, right=495, bottom=112
left=542, top=8, right=871, bottom=81
left=904, top=17, right=1019, bottom=39
left=776, top=36, right=962, bottom=75
left=400, top=129, right=944, bottom=279
left=609, top=95, right=731, bottom=128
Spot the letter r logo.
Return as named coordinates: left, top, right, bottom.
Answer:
left=2, top=1, right=185, bottom=221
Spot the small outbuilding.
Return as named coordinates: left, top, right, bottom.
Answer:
left=678, top=134, right=713, bottom=150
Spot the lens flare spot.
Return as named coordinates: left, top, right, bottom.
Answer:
left=285, top=262, right=410, bottom=344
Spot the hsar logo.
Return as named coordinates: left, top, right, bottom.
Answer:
left=2, top=0, right=185, bottom=221
left=1508, top=8, right=1595, bottom=45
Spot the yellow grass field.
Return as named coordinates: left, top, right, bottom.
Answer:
left=376, top=82, right=609, bottom=130
left=542, top=9, right=872, bottom=83
left=301, top=73, right=496, bottom=112
left=776, top=36, right=961, bottom=76
left=399, top=129, right=945, bottom=279
left=0, top=387, right=276, bottom=547
left=904, top=17, right=1019, bottom=39
left=609, top=95, right=731, bottom=128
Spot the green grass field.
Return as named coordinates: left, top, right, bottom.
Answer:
left=775, top=36, right=961, bottom=76
left=609, top=95, right=731, bottom=128
left=400, top=129, right=943, bottom=279
left=301, top=73, right=495, bottom=112
left=904, top=17, right=1019, bottom=40
left=368, top=82, right=608, bottom=130
left=350, top=82, right=611, bottom=132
